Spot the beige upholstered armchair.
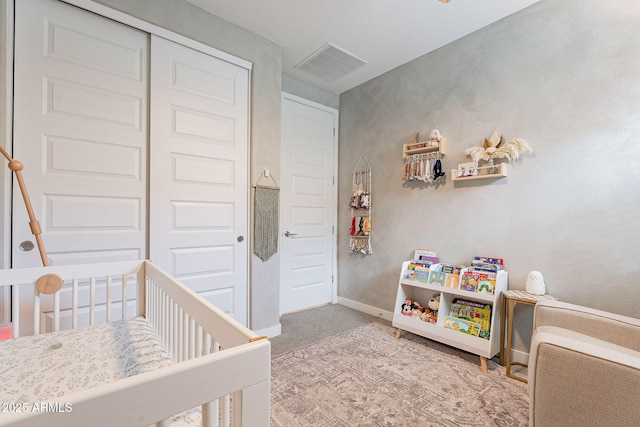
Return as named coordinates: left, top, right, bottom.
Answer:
left=528, top=300, right=640, bottom=426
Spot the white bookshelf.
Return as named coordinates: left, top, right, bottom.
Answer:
left=392, top=260, right=508, bottom=373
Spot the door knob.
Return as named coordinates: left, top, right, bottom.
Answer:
left=237, top=235, right=244, bottom=242
left=19, top=241, right=35, bottom=251
left=284, top=231, right=297, bottom=237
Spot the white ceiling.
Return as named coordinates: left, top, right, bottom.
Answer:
left=184, top=0, right=541, bottom=94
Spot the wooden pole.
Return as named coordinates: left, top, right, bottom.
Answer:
left=1, top=145, right=62, bottom=293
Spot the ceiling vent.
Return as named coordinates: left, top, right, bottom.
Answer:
left=295, top=43, right=367, bottom=83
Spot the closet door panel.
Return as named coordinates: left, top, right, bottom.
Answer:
left=149, top=35, right=249, bottom=324
left=12, top=0, right=148, bottom=334
left=13, top=0, right=148, bottom=267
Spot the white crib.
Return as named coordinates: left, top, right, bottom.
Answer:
left=0, top=260, right=270, bottom=427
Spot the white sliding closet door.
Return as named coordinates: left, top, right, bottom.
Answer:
left=149, top=36, right=249, bottom=324
left=13, top=0, right=148, bottom=268
left=12, top=0, right=148, bottom=332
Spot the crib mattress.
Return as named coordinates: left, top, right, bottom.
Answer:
left=0, top=316, right=173, bottom=403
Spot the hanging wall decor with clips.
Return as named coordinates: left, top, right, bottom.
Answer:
left=350, top=154, right=372, bottom=255
left=402, top=129, right=447, bottom=183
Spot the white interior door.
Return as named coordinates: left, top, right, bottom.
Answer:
left=12, top=0, right=148, bottom=331
left=280, top=94, right=338, bottom=314
left=149, top=36, right=249, bottom=324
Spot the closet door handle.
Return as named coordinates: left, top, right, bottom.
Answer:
left=284, top=231, right=297, bottom=237
left=19, top=241, right=35, bottom=251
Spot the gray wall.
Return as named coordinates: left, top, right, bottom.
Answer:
left=338, top=0, right=640, bottom=354
left=282, top=73, right=340, bottom=110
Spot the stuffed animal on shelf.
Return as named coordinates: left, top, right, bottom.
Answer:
left=401, top=298, right=414, bottom=316
left=410, top=301, right=424, bottom=318
left=428, top=294, right=440, bottom=322
left=428, top=129, right=442, bottom=147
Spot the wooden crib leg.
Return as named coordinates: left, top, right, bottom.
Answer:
left=395, top=328, right=402, bottom=339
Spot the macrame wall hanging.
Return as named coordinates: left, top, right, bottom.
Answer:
left=253, top=171, right=280, bottom=262
left=350, top=154, right=372, bottom=255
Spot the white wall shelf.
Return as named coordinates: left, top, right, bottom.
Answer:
left=392, top=260, right=508, bottom=373
left=451, top=163, right=507, bottom=181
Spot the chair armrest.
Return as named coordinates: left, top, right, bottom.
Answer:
left=533, top=300, right=640, bottom=352
left=529, top=326, right=640, bottom=427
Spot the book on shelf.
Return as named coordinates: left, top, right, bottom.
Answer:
left=476, top=273, right=497, bottom=294
left=448, top=298, right=492, bottom=340
left=442, top=316, right=482, bottom=337
left=419, top=256, right=440, bottom=265
left=444, top=273, right=460, bottom=289
left=414, top=249, right=437, bottom=260
left=413, top=266, right=430, bottom=283
left=456, top=256, right=504, bottom=294
left=459, top=271, right=479, bottom=292
left=470, top=262, right=503, bottom=273
left=405, top=259, right=434, bottom=281
left=470, top=256, right=504, bottom=273
left=439, top=263, right=465, bottom=275
left=428, top=270, right=446, bottom=287
left=472, top=256, right=504, bottom=265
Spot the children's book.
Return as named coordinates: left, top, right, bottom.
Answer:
left=414, top=249, right=437, bottom=260
left=440, top=263, right=464, bottom=275
left=476, top=273, right=496, bottom=294
left=472, top=256, right=504, bottom=265
left=413, top=266, right=430, bottom=283
left=444, top=273, right=460, bottom=289
left=419, top=256, right=440, bottom=265
left=471, top=256, right=504, bottom=273
left=459, top=272, right=478, bottom=292
left=428, top=270, right=446, bottom=287
left=405, top=259, right=434, bottom=280
left=449, top=299, right=492, bottom=339
left=442, top=316, right=482, bottom=337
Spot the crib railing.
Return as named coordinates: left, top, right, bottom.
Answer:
left=3, top=260, right=144, bottom=338
left=0, top=260, right=270, bottom=427
left=143, top=261, right=265, bottom=359
left=142, top=261, right=270, bottom=427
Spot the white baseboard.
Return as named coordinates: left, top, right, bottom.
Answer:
left=337, top=297, right=394, bottom=322
left=256, top=323, right=281, bottom=339
left=509, top=347, right=530, bottom=366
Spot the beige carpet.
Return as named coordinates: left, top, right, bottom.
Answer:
left=271, top=322, right=529, bottom=426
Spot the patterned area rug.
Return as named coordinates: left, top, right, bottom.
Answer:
left=271, top=322, right=528, bottom=426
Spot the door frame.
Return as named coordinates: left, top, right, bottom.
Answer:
left=0, top=1, right=14, bottom=323
left=279, top=92, right=339, bottom=315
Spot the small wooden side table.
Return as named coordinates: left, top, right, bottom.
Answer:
left=499, top=290, right=557, bottom=383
